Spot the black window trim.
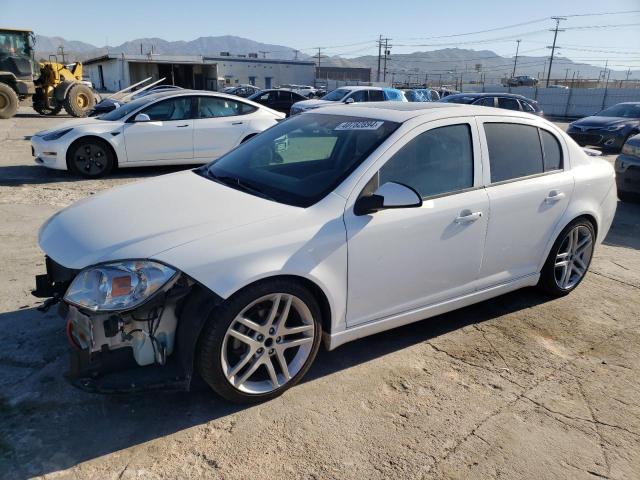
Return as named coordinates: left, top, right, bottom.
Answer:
left=482, top=121, right=565, bottom=187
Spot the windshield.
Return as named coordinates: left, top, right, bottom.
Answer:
left=0, top=31, right=31, bottom=57
left=439, top=95, right=476, bottom=104
left=321, top=89, right=350, bottom=101
left=597, top=104, right=640, bottom=119
left=97, top=95, right=158, bottom=121
left=199, top=113, right=400, bottom=207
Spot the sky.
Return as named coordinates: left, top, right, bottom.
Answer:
left=3, top=0, right=640, bottom=70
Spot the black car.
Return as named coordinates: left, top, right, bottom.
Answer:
left=438, top=92, right=543, bottom=115
left=615, top=133, right=640, bottom=202
left=223, top=85, right=261, bottom=98
left=567, top=102, right=640, bottom=152
left=247, top=89, right=308, bottom=116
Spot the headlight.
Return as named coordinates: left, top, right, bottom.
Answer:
left=42, top=128, right=73, bottom=141
left=622, top=143, right=640, bottom=158
left=64, top=260, right=177, bottom=311
left=605, top=124, right=626, bottom=132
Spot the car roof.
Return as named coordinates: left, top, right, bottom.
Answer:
left=307, top=101, right=542, bottom=123
left=446, top=92, right=532, bottom=100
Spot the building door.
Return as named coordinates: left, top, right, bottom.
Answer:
left=265, top=77, right=272, bottom=89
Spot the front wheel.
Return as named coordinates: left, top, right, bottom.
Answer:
left=197, top=279, right=322, bottom=403
left=538, top=219, right=596, bottom=296
left=67, top=138, right=115, bottom=178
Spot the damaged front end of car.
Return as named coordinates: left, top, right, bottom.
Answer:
left=33, top=257, right=222, bottom=393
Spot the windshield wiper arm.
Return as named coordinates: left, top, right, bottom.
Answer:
left=206, top=172, right=276, bottom=201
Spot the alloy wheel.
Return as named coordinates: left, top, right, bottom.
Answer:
left=73, top=143, right=107, bottom=176
left=554, top=225, right=594, bottom=290
left=221, top=293, right=315, bottom=394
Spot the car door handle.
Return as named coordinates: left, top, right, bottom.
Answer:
left=176, top=124, right=190, bottom=128
left=545, top=190, right=566, bottom=204
left=232, top=121, right=243, bottom=125
left=454, top=210, right=483, bottom=224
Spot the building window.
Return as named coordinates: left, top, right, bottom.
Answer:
left=248, top=76, right=256, bottom=86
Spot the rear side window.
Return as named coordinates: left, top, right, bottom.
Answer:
left=497, top=97, right=521, bottom=111
left=485, top=123, right=542, bottom=182
left=485, top=123, right=563, bottom=182
left=368, top=90, right=385, bottom=102
left=540, top=129, right=562, bottom=171
left=198, top=96, right=257, bottom=118
left=379, top=124, right=474, bottom=198
left=475, top=97, right=495, bottom=107
left=520, top=100, right=535, bottom=113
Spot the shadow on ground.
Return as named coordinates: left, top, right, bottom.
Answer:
left=0, top=288, right=550, bottom=478
left=603, top=199, right=640, bottom=250
left=0, top=164, right=200, bottom=186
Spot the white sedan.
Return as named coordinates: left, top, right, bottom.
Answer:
left=31, top=90, right=284, bottom=177
left=34, top=103, right=616, bottom=403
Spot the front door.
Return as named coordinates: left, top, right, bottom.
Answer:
left=193, top=96, right=250, bottom=160
left=344, top=118, right=489, bottom=326
left=123, top=96, right=194, bottom=163
left=476, top=118, right=574, bottom=288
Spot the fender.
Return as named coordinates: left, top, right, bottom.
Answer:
left=54, top=80, right=76, bottom=102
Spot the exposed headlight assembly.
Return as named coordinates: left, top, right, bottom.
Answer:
left=42, top=128, right=73, bottom=141
left=64, top=260, right=177, bottom=311
left=605, top=124, right=626, bottom=132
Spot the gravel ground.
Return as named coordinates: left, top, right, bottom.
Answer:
left=0, top=108, right=639, bottom=480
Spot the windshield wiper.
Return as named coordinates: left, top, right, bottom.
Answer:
left=204, top=171, right=276, bottom=202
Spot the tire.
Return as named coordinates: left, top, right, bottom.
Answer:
left=197, top=279, right=323, bottom=404
left=63, top=84, right=96, bottom=117
left=0, top=83, right=19, bottom=119
left=66, top=138, right=115, bottom=178
left=538, top=218, right=596, bottom=296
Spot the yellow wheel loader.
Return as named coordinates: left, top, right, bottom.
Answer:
left=0, top=28, right=95, bottom=119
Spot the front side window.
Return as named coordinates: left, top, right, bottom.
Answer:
left=201, top=114, right=400, bottom=207
left=485, top=123, right=543, bottom=182
left=379, top=124, right=474, bottom=198
left=198, top=96, right=256, bottom=118
left=141, top=97, right=193, bottom=121
left=498, top=97, right=521, bottom=111
left=348, top=90, right=367, bottom=102
left=321, top=88, right=350, bottom=101
left=475, top=97, right=495, bottom=107
left=520, top=100, right=535, bottom=113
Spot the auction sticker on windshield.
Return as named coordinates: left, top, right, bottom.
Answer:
left=335, top=120, right=384, bottom=130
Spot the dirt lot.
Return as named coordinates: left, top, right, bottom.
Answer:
left=1, top=108, right=639, bottom=480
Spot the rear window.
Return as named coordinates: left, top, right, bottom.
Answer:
left=540, top=129, right=562, bottom=171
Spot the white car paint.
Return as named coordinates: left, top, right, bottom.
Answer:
left=290, top=86, right=406, bottom=115
left=31, top=91, right=284, bottom=172
left=38, top=103, right=616, bottom=352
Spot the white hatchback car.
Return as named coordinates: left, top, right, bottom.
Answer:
left=34, top=103, right=616, bottom=403
left=31, top=90, right=284, bottom=177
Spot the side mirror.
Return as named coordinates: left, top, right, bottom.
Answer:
left=354, top=182, right=422, bottom=216
left=134, top=113, right=151, bottom=122
left=344, top=97, right=355, bottom=104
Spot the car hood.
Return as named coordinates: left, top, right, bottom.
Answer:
left=294, top=99, right=337, bottom=110
left=34, top=116, right=106, bottom=136
left=39, top=170, right=298, bottom=269
left=571, top=116, right=635, bottom=128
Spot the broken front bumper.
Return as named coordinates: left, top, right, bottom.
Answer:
left=34, top=257, right=222, bottom=394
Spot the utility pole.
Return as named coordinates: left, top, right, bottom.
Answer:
left=511, top=39, right=521, bottom=78
left=259, top=51, right=268, bottom=59
left=564, top=68, right=570, bottom=82
left=382, top=38, right=392, bottom=83
left=376, top=35, right=382, bottom=82
left=293, top=49, right=299, bottom=60
left=315, top=48, right=327, bottom=88
left=546, top=16, right=566, bottom=87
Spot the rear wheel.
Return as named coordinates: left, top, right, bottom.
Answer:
left=67, top=138, right=115, bottom=178
left=538, top=218, right=595, bottom=296
left=63, top=84, right=95, bottom=117
left=0, top=83, right=19, bottom=119
left=197, top=279, right=322, bottom=403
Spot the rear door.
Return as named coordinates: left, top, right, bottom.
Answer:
left=123, top=96, right=195, bottom=163
left=193, top=96, right=253, bottom=160
left=476, top=117, right=574, bottom=288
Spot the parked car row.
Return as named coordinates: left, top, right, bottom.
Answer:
left=438, top=92, right=543, bottom=116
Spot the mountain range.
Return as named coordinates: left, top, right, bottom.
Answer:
left=34, top=34, right=637, bottom=82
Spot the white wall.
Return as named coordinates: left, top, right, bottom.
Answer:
left=217, top=60, right=315, bottom=89
left=85, top=59, right=129, bottom=92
